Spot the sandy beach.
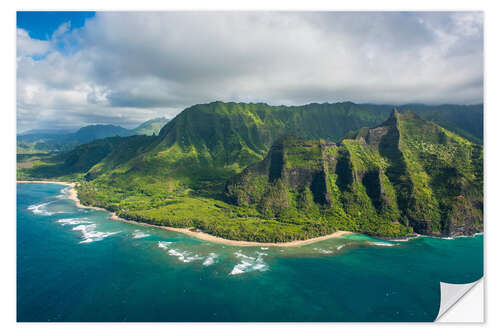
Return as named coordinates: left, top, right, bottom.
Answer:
left=110, top=211, right=351, bottom=247
left=17, top=180, right=106, bottom=210
left=17, top=180, right=75, bottom=186
left=18, top=180, right=351, bottom=247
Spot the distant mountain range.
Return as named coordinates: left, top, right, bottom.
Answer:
left=18, top=101, right=482, bottom=242
left=17, top=117, right=170, bottom=153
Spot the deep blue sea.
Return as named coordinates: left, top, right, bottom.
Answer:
left=17, top=183, right=483, bottom=322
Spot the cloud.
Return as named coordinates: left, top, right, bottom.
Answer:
left=17, top=29, right=50, bottom=58
left=16, top=12, right=483, bottom=132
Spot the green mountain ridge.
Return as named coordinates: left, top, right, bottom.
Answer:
left=132, top=117, right=170, bottom=136
left=18, top=101, right=483, bottom=241
left=87, top=101, right=483, bottom=184
left=227, top=109, right=482, bottom=237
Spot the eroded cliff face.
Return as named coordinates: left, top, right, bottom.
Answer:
left=226, top=110, right=483, bottom=238
left=226, top=134, right=334, bottom=209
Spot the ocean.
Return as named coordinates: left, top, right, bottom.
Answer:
left=17, top=183, right=483, bottom=322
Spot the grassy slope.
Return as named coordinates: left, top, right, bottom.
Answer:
left=395, top=111, right=482, bottom=235
left=355, top=110, right=482, bottom=235
left=226, top=110, right=483, bottom=238
left=133, top=117, right=169, bottom=135
left=400, top=104, right=483, bottom=143
left=19, top=102, right=483, bottom=241
left=74, top=102, right=396, bottom=241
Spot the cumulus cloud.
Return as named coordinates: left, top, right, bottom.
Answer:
left=17, top=29, right=51, bottom=58
left=16, top=11, right=483, bottom=132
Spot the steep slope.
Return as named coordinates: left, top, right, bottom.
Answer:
left=386, top=110, right=482, bottom=235
left=95, top=102, right=482, bottom=183
left=347, top=109, right=482, bottom=236
left=227, top=109, right=483, bottom=237
left=133, top=117, right=170, bottom=135
left=88, top=102, right=401, bottom=187
left=403, top=103, right=483, bottom=143
left=20, top=102, right=483, bottom=241
left=17, top=135, right=156, bottom=181
left=74, top=102, right=386, bottom=201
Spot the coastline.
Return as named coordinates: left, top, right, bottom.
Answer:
left=17, top=180, right=106, bottom=210
left=17, top=180, right=351, bottom=247
left=17, top=180, right=482, bottom=245
left=17, top=180, right=75, bottom=185
left=111, top=211, right=352, bottom=247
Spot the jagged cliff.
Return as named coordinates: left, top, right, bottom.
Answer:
left=226, top=134, right=333, bottom=207
left=20, top=102, right=483, bottom=241
left=226, top=109, right=483, bottom=237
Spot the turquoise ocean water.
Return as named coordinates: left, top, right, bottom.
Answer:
left=17, top=183, right=483, bottom=322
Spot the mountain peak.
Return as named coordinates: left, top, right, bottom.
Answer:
left=390, top=108, right=400, bottom=119
left=378, top=108, right=400, bottom=128
left=20, top=101, right=483, bottom=241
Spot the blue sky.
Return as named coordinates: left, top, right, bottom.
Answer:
left=16, top=12, right=483, bottom=132
left=17, top=11, right=95, bottom=40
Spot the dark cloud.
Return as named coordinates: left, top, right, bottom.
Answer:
left=17, top=12, right=483, bottom=132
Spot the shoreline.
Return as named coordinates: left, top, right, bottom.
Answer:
left=18, top=180, right=482, bottom=246
left=17, top=180, right=351, bottom=247
left=17, top=180, right=75, bottom=185
left=111, top=211, right=352, bottom=247
left=17, top=180, right=106, bottom=210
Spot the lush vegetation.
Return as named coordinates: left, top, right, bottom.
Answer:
left=228, top=109, right=482, bottom=238
left=400, top=103, right=483, bottom=143
left=132, top=117, right=170, bottom=135
left=17, top=136, right=156, bottom=181
left=18, top=102, right=483, bottom=242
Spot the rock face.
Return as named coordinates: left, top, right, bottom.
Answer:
left=22, top=101, right=483, bottom=241
left=226, top=109, right=483, bottom=238
left=226, top=134, right=333, bottom=208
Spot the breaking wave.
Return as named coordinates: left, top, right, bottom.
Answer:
left=72, top=224, right=119, bottom=243
left=132, top=230, right=150, bottom=239
left=56, top=217, right=92, bottom=226
left=202, top=253, right=218, bottom=266
left=157, top=242, right=217, bottom=266
left=56, top=187, right=70, bottom=199
left=313, top=247, right=333, bottom=254
left=167, top=249, right=204, bottom=263
left=369, top=242, right=395, bottom=247
left=27, top=201, right=63, bottom=216
left=230, top=251, right=268, bottom=275
left=158, top=241, right=172, bottom=249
